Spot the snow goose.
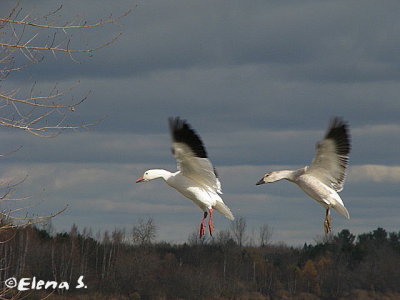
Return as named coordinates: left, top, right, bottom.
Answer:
left=256, top=117, right=351, bottom=234
left=136, top=117, right=234, bottom=237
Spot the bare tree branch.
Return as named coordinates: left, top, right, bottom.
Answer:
left=0, top=33, right=122, bottom=53
left=0, top=7, right=134, bottom=30
left=0, top=3, right=132, bottom=135
left=1, top=205, right=68, bottom=229
left=131, top=218, right=157, bottom=246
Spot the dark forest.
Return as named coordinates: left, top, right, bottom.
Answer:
left=1, top=219, right=400, bottom=300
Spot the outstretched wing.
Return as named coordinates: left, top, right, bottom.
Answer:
left=169, top=117, right=222, bottom=194
left=306, top=117, right=351, bottom=192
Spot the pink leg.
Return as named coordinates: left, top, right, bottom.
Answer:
left=199, top=211, right=207, bottom=238
left=208, top=208, right=214, bottom=236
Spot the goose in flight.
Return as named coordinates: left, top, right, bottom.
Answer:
left=136, top=117, right=234, bottom=237
left=256, top=117, right=351, bottom=234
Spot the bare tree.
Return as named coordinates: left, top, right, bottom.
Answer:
left=230, top=216, right=247, bottom=247
left=131, top=217, right=157, bottom=246
left=0, top=2, right=133, bottom=137
left=0, top=2, right=132, bottom=226
left=259, top=223, right=273, bottom=247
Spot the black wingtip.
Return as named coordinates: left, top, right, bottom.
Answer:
left=325, top=117, right=351, bottom=156
left=168, top=117, right=208, bottom=158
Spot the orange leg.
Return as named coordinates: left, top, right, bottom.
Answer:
left=199, top=211, right=207, bottom=238
left=324, top=208, right=331, bottom=234
left=208, top=208, right=214, bottom=236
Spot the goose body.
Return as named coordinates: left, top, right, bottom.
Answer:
left=256, top=117, right=351, bottom=233
left=136, top=118, right=234, bottom=237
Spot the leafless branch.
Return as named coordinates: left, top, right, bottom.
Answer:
left=1, top=4, right=133, bottom=135
left=0, top=81, right=85, bottom=108
left=1, top=205, right=68, bottom=229
left=0, top=7, right=134, bottom=30
left=0, top=33, right=122, bottom=54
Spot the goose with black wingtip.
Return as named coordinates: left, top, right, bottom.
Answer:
left=136, top=117, right=234, bottom=238
left=256, top=117, right=351, bottom=234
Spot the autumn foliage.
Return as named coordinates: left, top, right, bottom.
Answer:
left=1, top=224, right=400, bottom=300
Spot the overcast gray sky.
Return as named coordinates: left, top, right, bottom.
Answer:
left=2, top=0, right=400, bottom=245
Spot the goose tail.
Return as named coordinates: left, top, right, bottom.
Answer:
left=214, top=201, right=234, bottom=220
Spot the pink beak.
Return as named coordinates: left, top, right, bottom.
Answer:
left=135, top=176, right=144, bottom=183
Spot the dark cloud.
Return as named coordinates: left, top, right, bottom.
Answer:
left=8, top=0, right=400, bottom=83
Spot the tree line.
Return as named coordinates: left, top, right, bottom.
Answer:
left=1, top=216, right=400, bottom=300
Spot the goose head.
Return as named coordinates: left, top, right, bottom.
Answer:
left=136, top=170, right=158, bottom=183
left=256, top=171, right=289, bottom=185
left=135, top=169, right=170, bottom=183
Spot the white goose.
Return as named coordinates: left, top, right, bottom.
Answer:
left=136, top=117, right=234, bottom=237
left=256, top=117, right=351, bottom=234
